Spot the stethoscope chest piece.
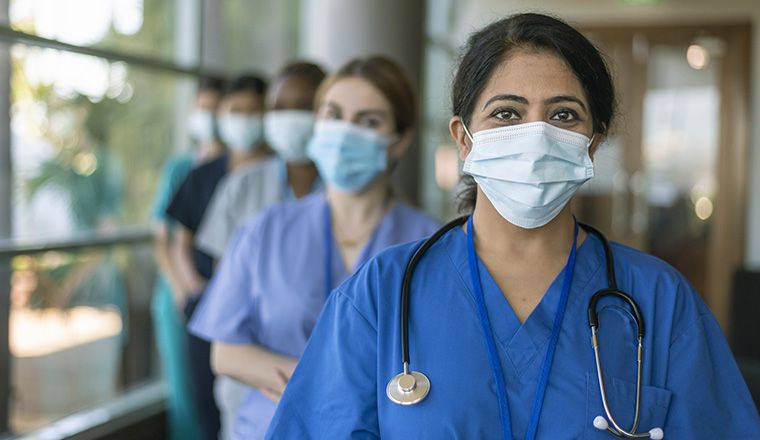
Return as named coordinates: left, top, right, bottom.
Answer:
left=386, top=369, right=430, bottom=405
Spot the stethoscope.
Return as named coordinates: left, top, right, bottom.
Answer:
left=385, top=215, right=665, bottom=440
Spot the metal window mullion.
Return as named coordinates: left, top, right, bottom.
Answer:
left=0, top=0, right=11, bottom=433
left=0, top=25, right=219, bottom=77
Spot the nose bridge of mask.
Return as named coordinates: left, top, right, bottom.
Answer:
left=265, top=110, right=315, bottom=133
left=472, top=121, right=591, bottom=148
left=314, top=120, right=390, bottom=152
left=464, top=122, right=593, bottom=181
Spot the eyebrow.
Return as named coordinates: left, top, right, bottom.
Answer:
left=324, top=101, right=341, bottom=111
left=545, top=95, right=588, bottom=113
left=482, top=94, right=528, bottom=109
left=355, top=109, right=389, bottom=119
left=482, top=94, right=588, bottom=113
left=323, top=102, right=387, bottom=117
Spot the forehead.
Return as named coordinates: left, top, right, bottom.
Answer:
left=478, top=49, right=587, bottom=106
left=321, top=76, right=391, bottom=111
left=267, top=75, right=317, bottom=108
left=221, top=90, right=262, bottom=106
left=195, top=89, right=221, bottom=107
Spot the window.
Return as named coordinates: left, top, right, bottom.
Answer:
left=0, top=0, right=300, bottom=435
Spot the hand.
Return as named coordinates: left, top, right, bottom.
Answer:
left=279, top=358, right=297, bottom=382
left=260, top=386, right=283, bottom=403
left=170, top=288, right=189, bottom=312
left=260, top=365, right=293, bottom=403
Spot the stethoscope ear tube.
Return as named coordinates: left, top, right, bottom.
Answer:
left=399, top=216, right=468, bottom=365
left=588, top=288, right=645, bottom=339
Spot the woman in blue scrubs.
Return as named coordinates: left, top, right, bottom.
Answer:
left=188, top=56, right=440, bottom=439
left=266, top=13, right=760, bottom=439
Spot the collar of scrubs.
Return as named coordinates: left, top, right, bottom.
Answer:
left=322, top=201, right=385, bottom=298
left=466, top=216, right=579, bottom=440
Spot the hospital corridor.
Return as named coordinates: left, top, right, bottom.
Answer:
left=0, top=0, right=758, bottom=439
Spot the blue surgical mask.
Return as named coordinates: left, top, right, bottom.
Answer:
left=218, top=113, right=264, bottom=152
left=306, top=120, right=390, bottom=192
left=462, top=121, right=595, bottom=229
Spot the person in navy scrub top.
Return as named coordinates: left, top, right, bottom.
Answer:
left=266, top=13, right=760, bottom=440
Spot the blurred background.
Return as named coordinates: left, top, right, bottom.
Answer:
left=0, top=0, right=758, bottom=438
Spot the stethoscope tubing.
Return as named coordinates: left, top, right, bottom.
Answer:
left=399, top=215, right=468, bottom=366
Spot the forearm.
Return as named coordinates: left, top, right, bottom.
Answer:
left=211, top=341, right=297, bottom=391
left=153, top=226, right=186, bottom=298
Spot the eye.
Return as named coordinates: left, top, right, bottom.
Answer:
left=357, top=116, right=382, bottom=130
left=491, top=108, right=520, bottom=122
left=325, top=108, right=341, bottom=120
left=550, top=109, right=579, bottom=123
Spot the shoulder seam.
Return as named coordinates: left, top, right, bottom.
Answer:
left=669, top=310, right=711, bottom=348
left=334, top=288, right=379, bottom=334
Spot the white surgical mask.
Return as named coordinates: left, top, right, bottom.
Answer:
left=264, top=110, right=315, bottom=164
left=463, top=121, right=595, bottom=229
left=187, top=109, right=216, bottom=144
left=218, top=113, right=264, bottom=152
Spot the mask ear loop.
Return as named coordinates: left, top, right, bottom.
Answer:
left=461, top=119, right=475, bottom=144
left=586, top=134, right=596, bottom=149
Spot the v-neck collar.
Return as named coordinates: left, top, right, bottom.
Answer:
left=444, top=226, right=604, bottom=381
left=324, top=198, right=398, bottom=288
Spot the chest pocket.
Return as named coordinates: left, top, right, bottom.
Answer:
left=585, top=372, right=672, bottom=438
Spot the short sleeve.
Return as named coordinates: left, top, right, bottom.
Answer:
left=165, top=170, right=197, bottom=231
left=663, top=282, right=760, bottom=438
left=195, top=177, right=233, bottom=259
left=151, top=155, right=192, bottom=223
left=265, top=290, right=380, bottom=439
left=188, top=220, right=260, bottom=343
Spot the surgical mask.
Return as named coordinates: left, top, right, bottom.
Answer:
left=306, top=120, right=390, bottom=192
left=188, top=109, right=216, bottom=144
left=264, top=110, right=315, bottom=164
left=462, top=121, right=595, bottom=229
left=218, top=113, right=264, bottom=152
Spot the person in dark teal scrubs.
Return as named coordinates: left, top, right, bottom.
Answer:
left=150, top=75, right=226, bottom=440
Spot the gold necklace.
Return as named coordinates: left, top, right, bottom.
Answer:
left=335, top=222, right=377, bottom=248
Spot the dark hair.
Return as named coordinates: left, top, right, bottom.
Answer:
left=317, top=56, right=416, bottom=135
left=452, top=13, right=616, bottom=213
left=197, top=75, right=227, bottom=94
left=227, top=73, right=268, bottom=97
left=275, top=61, right=326, bottom=90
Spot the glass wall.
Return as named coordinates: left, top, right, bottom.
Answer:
left=0, top=0, right=301, bottom=435
left=9, top=0, right=182, bottom=62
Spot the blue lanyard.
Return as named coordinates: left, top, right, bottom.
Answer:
left=466, top=216, right=578, bottom=440
left=323, top=203, right=334, bottom=298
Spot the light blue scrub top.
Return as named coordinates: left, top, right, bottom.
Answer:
left=266, top=226, right=760, bottom=439
left=189, top=192, right=440, bottom=439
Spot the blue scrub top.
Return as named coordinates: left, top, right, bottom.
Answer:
left=266, top=226, right=760, bottom=439
left=189, top=192, right=440, bottom=439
